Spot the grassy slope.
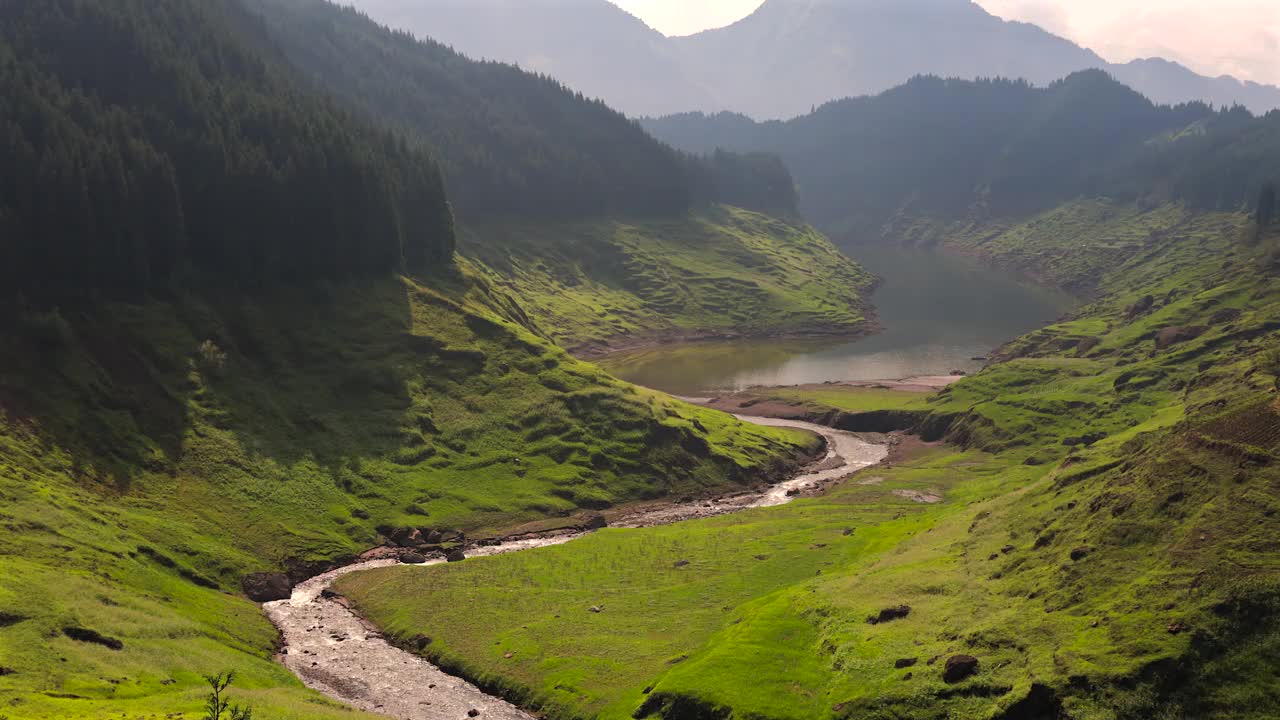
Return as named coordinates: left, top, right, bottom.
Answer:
left=462, top=206, right=878, bottom=353
left=0, top=269, right=817, bottom=719
left=338, top=208, right=1280, bottom=719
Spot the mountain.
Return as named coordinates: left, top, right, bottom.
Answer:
left=336, top=0, right=708, bottom=117
left=644, top=71, right=1228, bottom=241
left=345, top=0, right=1280, bottom=119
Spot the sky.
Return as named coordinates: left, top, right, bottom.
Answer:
left=609, top=0, right=1280, bottom=86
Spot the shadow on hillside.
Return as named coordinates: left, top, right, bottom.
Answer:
left=0, top=278, right=427, bottom=489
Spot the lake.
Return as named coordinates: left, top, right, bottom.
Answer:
left=596, top=245, right=1074, bottom=396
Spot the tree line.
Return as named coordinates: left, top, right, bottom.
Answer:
left=0, top=0, right=456, bottom=303
left=642, top=72, right=1280, bottom=237
left=242, top=0, right=797, bottom=221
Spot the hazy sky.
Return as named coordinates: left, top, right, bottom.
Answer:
left=610, top=0, right=1280, bottom=85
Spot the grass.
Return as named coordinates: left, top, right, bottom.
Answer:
left=0, top=266, right=817, bottom=719
left=462, top=205, right=878, bottom=352
left=338, top=206, right=1280, bottom=719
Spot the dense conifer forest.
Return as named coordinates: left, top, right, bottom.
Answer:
left=0, top=0, right=457, bottom=302
left=244, top=0, right=798, bottom=220
left=645, top=72, right=1280, bottom=236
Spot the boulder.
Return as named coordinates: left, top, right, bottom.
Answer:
left=401, top=551, right=428, bottom=565
left=894, top=658, right=918, bottom=669
left=1069, top=546, right=1092, bottom=562
left=242, top=572, right=292, bottom=602
left=1126, top=295, right=1155, bottom=319
left=419, top=528, right=445, bottom=545
left=943, top=655, right=980, bottom=683
left=866, top=605, right=912, bottom=625
left=1155, top=326, right=1206, bottom=350
left=410, top=634, right=433, bottom=650
left=388, top=527, right=421, bottom=547
left=1210, top=308, right=1242, bottom=325
left=63, top=627, right=123, bottom=651
left=582, top=514, right=609, bottom=531
left=446, top=549, right=467, bottom=563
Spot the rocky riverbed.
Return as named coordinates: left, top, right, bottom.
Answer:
left=265, top=416, right=887, bottom=720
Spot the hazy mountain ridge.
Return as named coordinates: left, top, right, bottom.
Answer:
left=344, top=0, right=1280, bottom=118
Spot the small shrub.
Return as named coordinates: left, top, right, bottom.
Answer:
left=202, top=671, right=253, bottom=720
left=197, top=340, right=228, bottom=376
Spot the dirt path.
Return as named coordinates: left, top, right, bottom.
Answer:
left=265, top=417, right=887, bottom=720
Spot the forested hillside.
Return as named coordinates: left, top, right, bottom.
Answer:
left=242, top=0, right=798, bottom=220
left=0, top=0, right=454, bottom=302
left=644, top=71, right=1242, bottom=241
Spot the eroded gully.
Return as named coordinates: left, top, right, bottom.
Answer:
left=264, top=416, right=888, bottom=720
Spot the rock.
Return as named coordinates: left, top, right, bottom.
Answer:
left=785, top=489, right=800, bottom=497
left=242, top=572, right=292, bottom=602
left=673, top=560, right=690, bottom=568
left=1126, top=295, right=1155, bottom=319
left=320, top=588, right=340, bottom=600
left=1069, top=546, right=1092, bottom=561
left=582, top=514, right=609, bottom=531
left=1076, top=336, right=1101, bottom=354
left=420, top=528, right=445, bottom=545
left=0, top=667, right=15, bottom=676
left=401, top=551, right=428, bottom=565
left=1210, top=308, right=1242, bottom=325
left=411, top=634, right=433, bottom=650
left=468, top=709, right=480, bottom=717
left=866, top=605, right=912, bottom=625
left=588, top=605, right=604, bottom=614
left=894, top=658, right=918, bottom=669
left=63, top=627, right=123, bottom=651
left=1001, top=545, right=1016, bottom=554
left=446, top=549, right=467, bottom=563
left=387, top=527, right=422, bottom=547
left=1167, top=621, right=1188, bottom=635
left=902, top=672, right=913, bottom=681
left=943, top=655, right=980, bottom=683
left=1155, top=326, right=1206, bottom=350
left=843, top=528, right=855, bottom=536
left=950, top=370, right=967, bottom=377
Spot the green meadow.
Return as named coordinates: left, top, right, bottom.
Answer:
left=0, top=267, right=816, bottom=719
left=462, top=206, right=878, bottom=352
left=338, top=206, right=1280, bottom=719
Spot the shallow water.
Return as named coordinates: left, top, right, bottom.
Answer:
left=598, top=246, right=1074, bottom=395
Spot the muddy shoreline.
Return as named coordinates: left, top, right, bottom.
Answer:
left=264, top=416, right=888, bottom=720
left=568, top=321, right=883, bottom=360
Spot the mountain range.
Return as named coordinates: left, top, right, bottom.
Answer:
left=344, top=0, right=1280, bottom=118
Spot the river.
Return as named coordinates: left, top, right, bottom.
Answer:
left=265, top=417, right=886, bottom=720
left=597, top=246, right=1074, bottom=395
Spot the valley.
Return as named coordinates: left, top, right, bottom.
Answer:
left=2, top=1, right=1279, bottom=719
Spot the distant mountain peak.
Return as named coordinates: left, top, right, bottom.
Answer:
left=352, top=0, right=1280, bottom=118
